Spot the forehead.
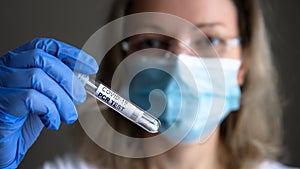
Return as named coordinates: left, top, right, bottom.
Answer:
left=129, top=0, right=238, bottom=27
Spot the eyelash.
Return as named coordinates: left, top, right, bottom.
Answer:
left=136, top=37, right=171, bottom=50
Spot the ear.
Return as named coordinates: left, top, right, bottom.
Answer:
left=238, top=48, right=249, bottom=86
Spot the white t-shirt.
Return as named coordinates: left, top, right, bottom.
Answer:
left=40, top=154, right=299, bottom=169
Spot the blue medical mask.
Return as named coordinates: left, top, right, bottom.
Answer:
left=115, top=54, right=241, bottom=144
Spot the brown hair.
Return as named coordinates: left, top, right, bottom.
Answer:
left=79, top=0, right=282, bottom=169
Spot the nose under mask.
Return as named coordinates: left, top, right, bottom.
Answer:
left=114, top=54, right=241, bottom=144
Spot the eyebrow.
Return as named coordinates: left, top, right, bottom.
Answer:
left=141, top=24, right=165, bottom=32
left=146, top=23, right=223, bottom=31
left=134, top=22, right=224, bottom=35
left=195, top=23, right=223, bottom=29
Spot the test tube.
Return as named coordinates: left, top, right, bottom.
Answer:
left=76, top=73, right=161, bottom=133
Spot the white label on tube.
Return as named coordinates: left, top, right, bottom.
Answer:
left=95, top=84, right=141, bottom=120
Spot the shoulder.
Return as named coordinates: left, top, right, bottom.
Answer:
left=40, top=153, right=101, bottom=169
left=259, top=161, right=299, bottom=169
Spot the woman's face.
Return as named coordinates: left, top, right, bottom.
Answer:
left=129, top=0, right=246, bottom=85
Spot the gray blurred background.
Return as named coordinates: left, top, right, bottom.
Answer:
left=0, top=0, right=299, bottom=168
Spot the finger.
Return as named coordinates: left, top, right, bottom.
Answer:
left=0, top=66, right=78, bottom=124
left=0, top=87, right=62, bottom=130
left=21, top=114, right=44, bottom=151
left=6, top=37, right=98, bottom=74
left=0, top=50, right=86, bottom=104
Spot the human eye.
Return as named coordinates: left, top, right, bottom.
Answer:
left=126, top=34, right=172, bottom=52
left=207, top=37, right=223, bottom=47
left=137, top=37, right=170, bottom=50
left=195, top=36, right=224, bottom=48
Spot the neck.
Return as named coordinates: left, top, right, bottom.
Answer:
left=145, top=128, right=223, bottom=169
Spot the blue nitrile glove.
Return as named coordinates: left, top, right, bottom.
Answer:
left=0, top=38, right=98, bottom=169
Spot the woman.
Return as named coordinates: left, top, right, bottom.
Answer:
left=0, top=0, right=295, bottom=169
left=71, top=0, right=288, bottom=168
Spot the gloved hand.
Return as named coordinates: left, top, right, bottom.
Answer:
left=0, top=38, right=98, bottom=168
